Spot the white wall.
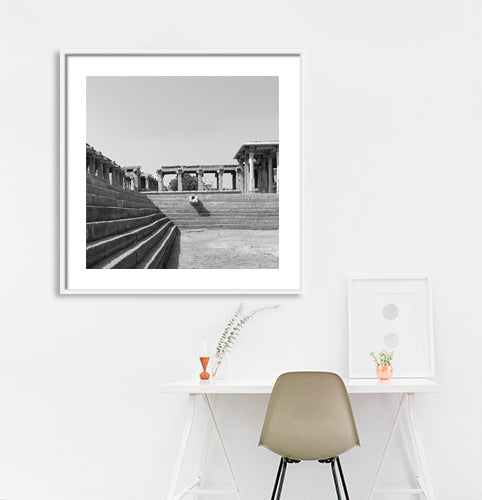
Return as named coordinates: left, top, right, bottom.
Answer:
left=1, top=1, right=481, bottom=499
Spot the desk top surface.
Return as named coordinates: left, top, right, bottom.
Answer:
left=161, top=377, right=439, bottom=394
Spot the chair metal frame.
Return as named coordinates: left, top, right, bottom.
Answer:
left=270, top=456, right=351, bottom=500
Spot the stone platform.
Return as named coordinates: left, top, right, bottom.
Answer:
left=146, top=192, right=279, bottom=230
left=165, top=229, right=279, bottom=269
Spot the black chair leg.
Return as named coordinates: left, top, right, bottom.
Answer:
left=275, top=457, right=288, bottom=500
left=336, top=456, right=350, bottom=500
left=330, top=459, right=342, bottom=500
left=270, top=457, right=284, bottom=500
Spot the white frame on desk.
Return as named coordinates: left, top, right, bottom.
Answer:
left=60, top=49, right=303, bottom=295
left=348, top=274, right=435, bottom=379
left=161, top=377, right=439, bottom=500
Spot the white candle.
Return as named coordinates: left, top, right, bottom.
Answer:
left=202, top=340, right=208, bottom=357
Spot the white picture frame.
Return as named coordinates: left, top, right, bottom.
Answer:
left=348, top=275, right=435, bottom=378
left=60, top=50, right=302, bottom=294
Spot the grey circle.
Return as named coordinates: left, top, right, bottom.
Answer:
left=383, top=333, right=400, bottom=348
left=383, top=303, right=399, bottom=320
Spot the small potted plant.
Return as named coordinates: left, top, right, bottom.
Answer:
left=370, top=349, right=394, bottom=380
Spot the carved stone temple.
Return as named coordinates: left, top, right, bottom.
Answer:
left=156, top=141, right=279, bottom=193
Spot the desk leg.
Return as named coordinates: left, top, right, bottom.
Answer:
left=167, top=394, right=198, bottom=500
left=368, top=393, right=407, bottom=500
left=193, top=395, right=217, bottom=500
left=202, top=394, right=241, bottom=500
left=369, top=393, right=436, bottom=500
left=406, top=393, right=436, bottom=500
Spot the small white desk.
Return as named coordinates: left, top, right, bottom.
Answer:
left=161, top=378, right=439, bottom=500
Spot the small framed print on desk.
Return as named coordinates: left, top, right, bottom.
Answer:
left=348, top=275, right=434, bottom=379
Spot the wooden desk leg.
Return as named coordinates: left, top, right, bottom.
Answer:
left=202, top=394, right=241, bottom=500
left=167, top=394, right=198, bottom=500
left=406, top=393, right=436, bottom=500
left=368, top=393, right=407, bottom=500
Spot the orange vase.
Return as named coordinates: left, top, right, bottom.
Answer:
left=199, top=356, right=210, bottom=380
left=376, top=365, right=393, bottom=380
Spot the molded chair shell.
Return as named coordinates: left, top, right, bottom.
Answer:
left=259, top=372, right=360, bottom=461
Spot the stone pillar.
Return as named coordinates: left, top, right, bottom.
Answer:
left=217, top=168, right=224, bottom=191
left=197, top=169, right=204, bottom=191
left=236, top=165, right=244, bottom=193
left=104, top=162, right=111, bottom=184
left=177, top=168, right=183, bottom=191
left=96, top=156, right=103, bottom=178
left=101, top=160, right=106, bottom=182
left=120, top=170, right=125, bottom=189
left=134, top=169, right=141, bottom=191
left=259, top=160, right=266, bottom=192
left=87, top=154, right=96, bottom=175
left=268, top=156, right=273, bottom=193
left=231, top=172, right=236, bottom=190
left=248, top=151, right=255, bottom=193
left=157, top=170, right=165, bottom=192
left=276, top=149, right=279, bottom=193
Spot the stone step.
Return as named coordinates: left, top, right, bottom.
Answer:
left=161, top=206, right=279, bottom=210
left=86, top=193, right=159, bottom=210
left=91, top=220, right=175, bottom=269
left=86, top=205, right=160, bottom=223
left=176, top=224, right=279, bottom=230
left=160, top=214, right=279, bottom=220
left=153, top=205, right=280, bottom=210
left=148, top=193, right=279, bottom=201
left=87, top=216, right=170, bottom=267
left=152, top=206, right=279, bottom=211
left=87, top=182, right=157, bottom=206
left=164, top=212, right=279, bottom=217
left=150, top=198, right=279, bottom=203
left=146, top=192, right=279, bottom=230
left=150, top=193, right=279, bottom=198
left=86, top=213, right=166, bottom=243
left=87, top=174, right=157, bottom=201
left=167, top=216, right=279, bottom=223
left=136, top=225, right=178, bottom=269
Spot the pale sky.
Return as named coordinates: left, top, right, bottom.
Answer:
left=87, top=76, right=279, bottom=176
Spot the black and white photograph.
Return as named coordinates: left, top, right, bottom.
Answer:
left=86, top=76, right=280, bottom=270
left=61, top=52, right=301, bottom=293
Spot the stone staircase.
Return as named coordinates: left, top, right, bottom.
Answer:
left=86, top=175, right=177, bottom=269
left=146, top=192, right=279, bottom=230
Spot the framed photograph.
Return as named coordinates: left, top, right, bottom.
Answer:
left=60, top=50, right=302, bottom=294
left=348, top=275, right=434, bottom=378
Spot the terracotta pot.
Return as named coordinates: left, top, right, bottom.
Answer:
left=376, top=365, right=393, bottom=380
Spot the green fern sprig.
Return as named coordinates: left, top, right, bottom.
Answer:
left=212, top=303, right=279, bottom=377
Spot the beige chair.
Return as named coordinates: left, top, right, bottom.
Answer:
left=259, top=372, right=360, bottom=499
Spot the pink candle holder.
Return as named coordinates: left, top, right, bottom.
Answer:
left=199, top=356, right=210, bottom=380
